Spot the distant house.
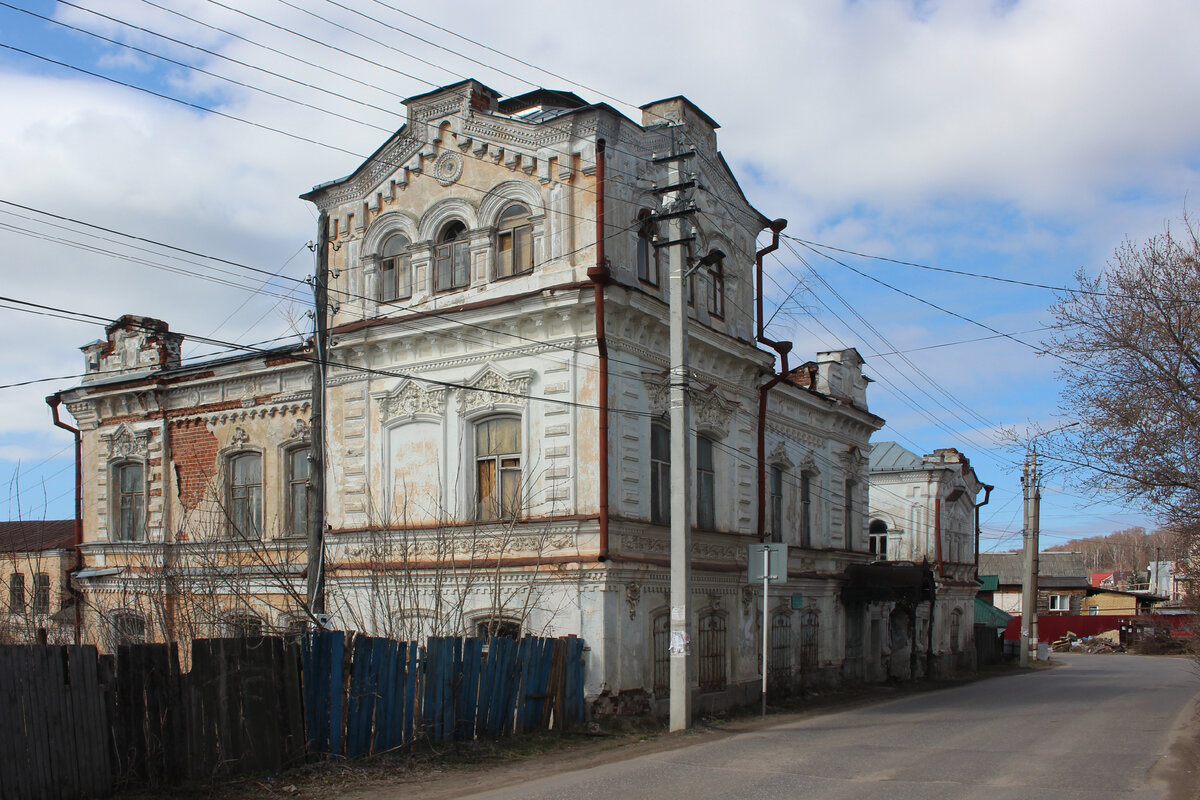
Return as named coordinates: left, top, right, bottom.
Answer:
left=0, top=520, right=77, bottom=643
left=978, top=551, right=1089, bottom=616
left=1082, top=588, right=1164, bottom=616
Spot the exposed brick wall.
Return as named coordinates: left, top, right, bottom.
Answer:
left=169, top=420, right=219, bottom=512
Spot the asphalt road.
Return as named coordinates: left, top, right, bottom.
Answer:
left=455, top=654, right=1199, bottom=800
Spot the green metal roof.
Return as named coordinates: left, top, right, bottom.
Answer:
left=978, top=575, right=999, bottom=592
left=975, top=597, right=1013, bottom=628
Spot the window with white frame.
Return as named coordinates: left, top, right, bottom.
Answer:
left=228, top=452, right=263, bottom=538
left=475, top=417, right=521, bottom=520
left=650, top=422, right=670, bottom=525
left=495, top=203, right=533, bottom=278
left=769, top=465, right=783, bottom=543
left=1048, top=593, right=1071, bottom=612
left=377, top=233, right=412, bottom=302
left=434, top=220, right=470, bottom=291
left=286, top=447, right=311, bottom=538
left=869, top=519, right=888, bottom=560
left=110, top=610, right=146, bottom=646
left=114, top=462, right=145, bottom=542
left=696, top=435, right=716, bottom=530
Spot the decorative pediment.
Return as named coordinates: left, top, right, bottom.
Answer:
left=837, top=445, right=869, bottom=475
left=288, top=418, right=310, bottom=440
left=768, top=441, right=793, bottom=469
left=693, top=389, right=736, bottom=436
left=377, top=381, right=446, bottom=423
left=458, top=365, right=531, bottom=414
left=798, top=450, right=820, bottom=476
left=101, top=423, right=150, bottom=460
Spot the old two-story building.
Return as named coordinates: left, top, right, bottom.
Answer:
left=51, top=79, right=891, bottom=712
left=979, top=551, right=1089, bottom=617
left=0, top=520, right=78, bottom=644
left=867, top=442, right=989, bottom=676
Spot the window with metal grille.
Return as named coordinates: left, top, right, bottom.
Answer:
left=696, top=436, right=716, bottom=530
left=800, top=608, right=820, bottom=669
left=435, top=220, right=469, bottom=291
left=770, top=611, right=792, bottom=677
left=476, top=417, right=522, bottom=520
left=652, top=612, right=670, bottom=697
left=32, top=573, right=49, bottom=615
left=651, top=423, right=670, bottom=525
left=495, top=204, right=533, bottom=278
left=697, top=612, right=727, bottom=692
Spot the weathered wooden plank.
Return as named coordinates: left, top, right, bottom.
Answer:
left=280, top=639, right=305, bottom=767
left=402, top=642, right=418, bottom=748
left=0, top=648, right=30, bottom=800
left=74, top=645, right=113, bottom=797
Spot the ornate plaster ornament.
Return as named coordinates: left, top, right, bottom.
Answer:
left=741, top=584, right=755, bottom=611
left=288, top=418, right=310, bottom=440
left=458, top=366, right=531, bottom=413
left=768, top=440, right=792, bottom=469
left=433, top=151, right=464, bottom=186
left=101, top=423, right=151, bottom=460
left=378, top=381, right=446, bottom=423
left=837, top=446, right=869, bottom=474
left=231, top=427, right=250, bottom=447
left=798, top=451, right=820, bottom=476
left=626, top=582, right=641, bottom=620
left=693, top=389, right=736, bottom=435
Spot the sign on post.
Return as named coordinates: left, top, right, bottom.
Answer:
left=748, top=543, right=787, bottom=583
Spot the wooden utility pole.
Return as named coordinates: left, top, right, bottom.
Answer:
left=307, top=212, right=328, bottom=617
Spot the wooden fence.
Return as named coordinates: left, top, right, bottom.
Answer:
left=0, top=645, right=112, bottom=800
left=0, top=633, right=586, bottom=798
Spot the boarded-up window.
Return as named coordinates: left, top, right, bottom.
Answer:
left=495, top=204, right=533, bottom=278
left=476, top=417, right=521, bottom=520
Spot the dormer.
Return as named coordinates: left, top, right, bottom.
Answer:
left=813, top=348, right=870, bottom=409
left=81, top=315, right=182, bottom=382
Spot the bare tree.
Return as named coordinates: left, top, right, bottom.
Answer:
left=1043, top=214, right=1200, bottom=551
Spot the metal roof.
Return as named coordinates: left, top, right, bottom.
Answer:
left=0, top=520, right=73, bottom=553
left=869, top=441, right=922, bottom=472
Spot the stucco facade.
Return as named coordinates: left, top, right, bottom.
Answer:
left=868, top=442, right=988, bottom=675
left=55, top=80, right=890, bottom=712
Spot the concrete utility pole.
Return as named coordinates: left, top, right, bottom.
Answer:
left=659, top=139, right=695, bottom=733
left=307, top=212, right=329, bottom=618
left=1020, top=452, right=1039, bottom=666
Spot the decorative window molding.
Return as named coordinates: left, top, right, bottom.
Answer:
left=377, top=380, right=447, bottom=424
left=458, top=364, right=531, bottom=415
left=101, top=423, right=150, bottom=460
left=475, top=415, right=522, bottom=521
left=494, top=203, right=533, bottom=279
left=112, top=461, right=146, bottom=542
left=693, top=390, right=735, bottom=436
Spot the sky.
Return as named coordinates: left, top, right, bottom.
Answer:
left=2, top=0, right=1198, bottom=552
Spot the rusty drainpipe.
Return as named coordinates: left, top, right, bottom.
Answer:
left=47, top=394, right=83, bottom=645
left=586, top=138, right=611, bottom=561
left=974, top=484, right=993, bottom=581
left=935, top=497, right=944, bottom=577
left=754, top=218, right=790, bottom=542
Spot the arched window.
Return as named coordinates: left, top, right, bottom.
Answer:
left=226, top=612, right=264, bottom=639
left=111, top=610, right=146, bottom=646
left=286, top=447, right=311, bottom=538
left=635, top=210, right=659, bottom=286
left=475, top=616, right=521, bottom=641
left=869, top=519, right=888, bottom=560
left=800, top=608, right=820, bottom=669
left=475, top=417, right=522, bottom=520
left=650, top=423, right=670, bottom=525
left=228, top=452, right=263, bottom=538
left=949, top=608, right=963, bottom=653
left=114, top=462, right=145, bottom=542
left=770, top=611, right=792, bottom=678
left=495, top=204, right=533, bottom=278
left=377, top=234, right=412, bottom=301
left=706, top=257, right=725, bottom=319
left=696, top=435, right=716, bottom=530
left=652, top=611, right=670, bottom=697
left=434, top=220, right=469, bottom=291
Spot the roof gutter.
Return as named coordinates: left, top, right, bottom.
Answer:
left=754, top=218, right=789, bottom=541
left=586, top=138, right=611, bottom=562
left=46, top=394, right=83, bottom=645
left=974, top=483, right=994, bottom=581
